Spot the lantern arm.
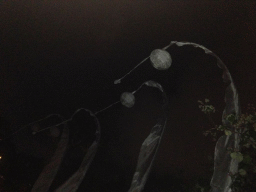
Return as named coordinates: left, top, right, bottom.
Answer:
left=128, top=118, right=167, bottom=192
left=31, top=109, right=101, bottom=192
left=31, top=115, right=69, bottom=192
left=163, top=41, right=241, bottom=192
left=54, top=109, right=101, bottom=192
left=128, top=80, right=168, bottom=192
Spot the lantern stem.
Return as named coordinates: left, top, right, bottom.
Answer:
left=114, top=56, right=149, bottom=84
left=94, top=101, right=120, bottom=115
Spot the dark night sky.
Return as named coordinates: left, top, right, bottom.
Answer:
left=0, top=1, right=256, bottom=191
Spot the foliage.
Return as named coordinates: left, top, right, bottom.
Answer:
left=198, top=99, right=256, bottom=192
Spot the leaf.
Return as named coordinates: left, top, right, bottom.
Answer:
left=230, top=152, right=243, bottom=162
left=226, top=114, right=236, bottom=124
left=225, top=130, right=232, bottom=136
left=242, top=154, right=252, bottom=164
left=217, top=125, right=225, bottom=131
left=238, top=169, right=247, bottom=176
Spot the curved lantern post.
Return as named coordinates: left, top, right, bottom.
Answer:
left=115, top=41, right=241, bottom=192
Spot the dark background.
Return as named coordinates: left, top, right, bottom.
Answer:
left=0, top=1, right=256, bottom=191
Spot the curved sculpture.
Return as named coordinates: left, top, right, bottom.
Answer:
left=115, top=41, right=241, bottom=192
left=12, top=41, right=240, bottom=192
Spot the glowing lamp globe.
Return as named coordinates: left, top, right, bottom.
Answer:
left=120, top=92, right=135, bottom=108
left=150, top=49, right=172, bottom=70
